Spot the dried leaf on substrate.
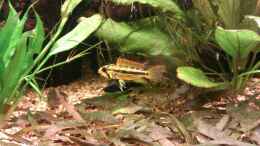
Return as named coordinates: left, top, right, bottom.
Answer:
left=195, top=118, right=255, bottom=146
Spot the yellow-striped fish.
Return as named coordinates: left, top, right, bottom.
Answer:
left=98, top=57, right=167, bottom=84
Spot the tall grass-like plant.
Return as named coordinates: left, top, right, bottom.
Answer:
left=0, top=0, right=103, bottom=121
left=0, top=3, right=45, bottom=115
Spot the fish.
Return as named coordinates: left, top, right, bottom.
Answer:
left=98, top=57, right=168, bottom=84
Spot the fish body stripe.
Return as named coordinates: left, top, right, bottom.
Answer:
left=99, top=64, right=150, bottom=82
left=105, top=64, right=149, bottom=76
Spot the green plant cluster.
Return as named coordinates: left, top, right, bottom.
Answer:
left=0, top=0, right=102, bottom=118
left=0, top=3, right=44, bottom=114
left=175, top=0, right=260, bottom=90
left=83, top=0, right=260, bottom=91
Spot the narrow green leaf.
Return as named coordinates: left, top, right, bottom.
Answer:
left=215, top=27, right=260, bottom=58
left=0, top=3, right=20, bottom=65
left=0, top=34, right=31, bottom=101
left=0, top=3, right=44, bottom=112
left=0, top=3, right=28, bottom=68
left=61, top=0, right=82, bottom=17
left=177, top=66, right=223, bottom=88
left=239, top=70, right=260, bottom=77
left=29, top=13, right=45, bottom=54
left=49, top=14, right=103, bottom=56
left=0, top=3, right=21, bottom=89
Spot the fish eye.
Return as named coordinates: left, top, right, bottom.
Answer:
left=102, top=67, right=107, bottom=72
left=98, top=67, right=106, bottom=72
left=98, top=67, right=110, bottom=77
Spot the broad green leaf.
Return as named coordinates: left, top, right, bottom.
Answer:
left=110, top=0, right=183, bottom=17
left=95, top=18, right=179, bottom=57
left=177, top=66, right=223, bottom=88
left=49, top=14, right=103, bottom=56
left=240, top=15, right=260, bottom=33
left=217, top=0, right=241, bottom=29
left=244, top=15, right=260, bottom=27
left=215, top=27, right=260, bottom=58
left=241, top=16, right=260, bottom=52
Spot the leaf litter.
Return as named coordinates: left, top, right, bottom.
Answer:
left=0, top=76, right=259, bottom=146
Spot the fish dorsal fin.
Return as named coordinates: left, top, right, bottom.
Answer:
left=116, top=57, right=147, bottom=69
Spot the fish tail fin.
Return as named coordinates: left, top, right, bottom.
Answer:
left=148, top=65, right=167, bottom=83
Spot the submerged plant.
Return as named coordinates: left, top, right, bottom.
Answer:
left=0, top=3, right=45, bottom=115
left=86, top=0, right=259, bottom=91
left=177, top=0, right=260, bottom=91
left=0, top=0, right=103, bottom=121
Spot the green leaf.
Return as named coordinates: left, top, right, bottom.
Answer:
left=95, top=18, right=179, bottom=57
left=0, top=3, right=29, bottom=70
left=241, top=16, right=260, bottom=52
left=110, top=0, right=183, bottom=17
left=215, top=27, right=260, bottom=58
left=0, top=5, right=44, bottom=108
left=28, top=13, right=45, bottom=54
left=0, top=0, right=3, bottom=9
left=0, top=3, right=20, bottom=67
left=61, top=0, right=82, bottom=17
left=0, top=3, right=26, bottom=91
left=240, top=0, right=257, bottom=16
left=0, top=34, right=31, bottom=102
left=49, top=14, right=103, bottom=56
left=0, top=10, right=19, bottom=80
left=177, top=66, right=223, bottom=88
left=217, top=0, right=241, bottom=28
left=244, top=15, right=260, bottom=27
left=240, top=15, right=260, bottom=33
left=193, top=0, right=217, bottom=26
